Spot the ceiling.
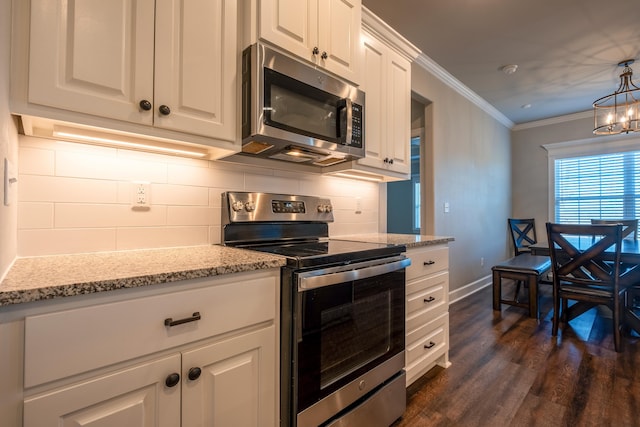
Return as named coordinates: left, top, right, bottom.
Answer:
left=361, top=0, right=640, bottom=126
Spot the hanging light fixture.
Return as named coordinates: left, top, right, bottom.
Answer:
left=593, top=59, right=640, bottom=135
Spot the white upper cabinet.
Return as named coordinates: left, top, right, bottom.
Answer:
left=13, top=0, right=239, bottom=157
left=356, top=32, right=412, bottom=175
left=257, top=0, right=361, bottom=84
left=325, top=7, right=420, bottom=181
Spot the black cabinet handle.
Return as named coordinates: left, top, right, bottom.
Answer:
left=188, top=367, right=202, bottom=381
left=139, top=100, right=152, bottom=111
left=165, top=372, right=180, bottom=387
left=423, top=260, right=435, bottom=266
left=159, top=104, right=171, bottom=115
left=424, top=296, right=435, bottom=303
left=164, top=312, right=201, bottom=327
left=424, top=341, right=436, bottom=349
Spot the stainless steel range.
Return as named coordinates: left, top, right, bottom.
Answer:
left=222, top=192, right=409, bottom=427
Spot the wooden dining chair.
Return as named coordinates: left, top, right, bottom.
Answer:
left=590, top=219, right=638, bottom=240
left=546, top=222, right=633, bottom=352
left=508, top=218, right=538, bottom=255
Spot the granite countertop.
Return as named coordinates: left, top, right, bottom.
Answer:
left=0, top=245, right=286, bottom=307
left=332, top=233, right=454, bottom=248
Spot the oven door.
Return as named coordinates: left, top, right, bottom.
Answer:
left=294, top=256, right=409, bottom=425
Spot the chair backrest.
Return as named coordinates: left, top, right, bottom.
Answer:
left=546, top=223, right=623, bottom=293
left=508, top=218, right=537, bottom=255
left=590, top=219, right=638, bottom=240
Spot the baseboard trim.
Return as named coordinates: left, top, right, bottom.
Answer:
left=449, top=275, right=491, bottom=305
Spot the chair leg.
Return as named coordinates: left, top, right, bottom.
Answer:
left=613, top=297, right=622, bottom=352
left=552, top=295, right=560, bottom=336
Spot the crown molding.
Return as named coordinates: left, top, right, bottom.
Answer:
left=362, top=7, right=421, bottom=61
left=512, top=110, right=593, bottom=131
left=413, top=53, right=514, bottom=129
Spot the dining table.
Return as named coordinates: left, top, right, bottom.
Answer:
left=529, top=237, right=640, bottom=335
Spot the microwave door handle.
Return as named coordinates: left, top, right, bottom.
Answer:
left=339, top=98, right=353, bottom=144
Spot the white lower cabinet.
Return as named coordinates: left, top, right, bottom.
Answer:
left=21, top=271, right=279, bottom=427
left=24, top=354, right=182, bottom=427
left=405, top=245, right=451, bottom=386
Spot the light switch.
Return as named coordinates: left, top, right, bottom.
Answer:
left=444, top=202, right=450, bottom=213
left=4, top=158, right=17, bottom=207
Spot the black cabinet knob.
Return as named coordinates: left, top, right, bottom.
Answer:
left=165, top=372, right=180, bottom=388
left=312, top=46, right=320, bottom=55
left=139, top=100, right=152, bottom=111
left=321, top=51, right=328, bottom=60
left=159, top=105, right=171, bottom=116
left=188, top=367, right=202, bottom=381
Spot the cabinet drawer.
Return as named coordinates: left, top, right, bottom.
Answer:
left=24, top=272, right=278, bottom=388
left=405, top=312, right=449, bottom=367
left=406, top=246, right=449, bottom=280
left=406, top=272, right=448, bottom=332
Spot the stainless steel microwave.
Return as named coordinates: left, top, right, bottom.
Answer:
left=239, top=43, right=365, bottom=167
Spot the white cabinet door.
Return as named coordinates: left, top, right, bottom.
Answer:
left=154, top=0, right=237, bottom=140
left=385, top=47, right=412, bottom=174
left=358, top=33, right=385, bottom=168
left=259, top=0, right=316, bottom=63
left=24, top=354, right=181, bottom=427
left=28, top=0, right=155, bottom=124
left=316, top=0, right=361, bottom=83
left=357, top=32, right=411, bottom=175
left=258, top=0, right=360, bottom=83
left=27, top=0, right=238, bottom=143
left=181, top=326, right=276, bottom=427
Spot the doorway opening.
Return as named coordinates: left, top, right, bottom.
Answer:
left=386, top=96, right=433, bottom=235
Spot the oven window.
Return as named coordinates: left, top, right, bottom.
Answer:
left=320, top=290, right=391, bottom=388
left=296, top=270, right=405, bottom=412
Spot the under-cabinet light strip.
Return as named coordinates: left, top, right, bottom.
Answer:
left=52, top=126, right=208, bottom=158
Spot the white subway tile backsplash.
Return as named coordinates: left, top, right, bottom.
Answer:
left=55, top=204, right=168, bottom=228
left=167, top=206, right=217, bottom=226
left=18, top=228, right=117, bottom=256
left=19, top=175, right=119, bottom=203
left=153, top=184, right=209, bottom=206
left=17, top=202, right=54, bottom=229
left=18, top=135, right=380, bottom=256
left=116, top=226, right=209, bottom=250
left=18, top=147, right=55, bottom=175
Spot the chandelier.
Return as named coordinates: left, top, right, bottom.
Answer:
left=593, top=59, right=640, bottom=135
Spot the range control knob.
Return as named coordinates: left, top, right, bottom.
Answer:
left=317, top=205, right=326, bottom=213
left=244, top=201, right=256, bottom=212
left=231, top=201, right=245, bottom=212
left=325, top=204, right=333, bottom=213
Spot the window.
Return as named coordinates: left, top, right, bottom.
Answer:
left=554, top=150, right=639, bottom=226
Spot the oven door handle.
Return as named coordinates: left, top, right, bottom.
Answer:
left=297, top=256, right=411, bottom=291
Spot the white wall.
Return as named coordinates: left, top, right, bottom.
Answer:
left=17, top=135, right=380, bottom=256
left=411, top=62, right=512, bottom=295
left=0, top=0, right=19, bottom=280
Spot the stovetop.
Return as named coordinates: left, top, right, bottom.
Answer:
left=243, top=239, right=405, bottom=269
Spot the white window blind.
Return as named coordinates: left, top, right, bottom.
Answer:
left=554, top=151, right=639, bottom=228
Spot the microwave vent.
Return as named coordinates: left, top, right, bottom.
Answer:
left=242, top=141, right=274, bottom=155
left=313, top=157, right=347, bottom=166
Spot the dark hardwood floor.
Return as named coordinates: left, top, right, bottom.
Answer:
left=393, top=284, right=640, bottom=426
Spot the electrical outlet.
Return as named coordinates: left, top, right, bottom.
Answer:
left=131, top=182, right=151, bottom=208
left=480, top=257, right=485, bottom=267
left=355, top=197, right=362, bottom=214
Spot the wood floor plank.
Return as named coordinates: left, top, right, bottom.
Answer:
left=394, top=285, right=640, bottom=426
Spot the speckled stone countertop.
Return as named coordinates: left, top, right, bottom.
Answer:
left=0, top=245, right=286, bottom=307
left=332, top=233, right=454, bottom=248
